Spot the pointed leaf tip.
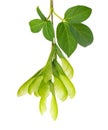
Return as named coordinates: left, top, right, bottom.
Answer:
left=36, top=6, right=46, bottom=21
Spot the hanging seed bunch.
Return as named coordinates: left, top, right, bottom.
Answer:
left=17, top=0, right=93, bottom=120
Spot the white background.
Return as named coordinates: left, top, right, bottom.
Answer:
left=0, top=0, right=108, bottom=129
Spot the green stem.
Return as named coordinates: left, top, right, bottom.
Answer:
left=50, top=0, right=57, bottom=60
left=47, top=0, right=53, bottom=20
left=53, top=11, right=64, bottom=21
left=50, top=0, right=56, bottom=44
left=50, top=0, right=54, bottom=24
left=46, top=44, right=56, bottom=64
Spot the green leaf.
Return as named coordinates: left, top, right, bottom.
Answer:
left=60, top=74, right=76, bottom=98
left=39, top=97, right=47, bottom=114
left=64, top=5, right=92, bottom=23
left=54, top=77, right=68, bottom=101
left=57, top=22, right=77, bottom=57
left=36, top=6, right=46, bottom=21
left=29, top=19, right=44, bottom=33
left=43, top=21, right=54, bottom=41
left=71, top=23, right=94, bottom=47
left=50, top=95, right=58, bottom=120
left=28, top=76, right=43, bottom=95
left=61, top=58, right=74, bottom=79
left=17, top=77, right=35, bottom=96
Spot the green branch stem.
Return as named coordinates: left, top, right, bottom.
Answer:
left=47, top=10, right=64, bottom=22
left=53, top=11, right=64, bottom=21
left=50, top=0, right=56, bottom=46
left=47, top=0, right=64, bottom=22
left=50, top=0, right=54, bottom=23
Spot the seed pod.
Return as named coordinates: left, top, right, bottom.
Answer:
left=17, top=68, right=43, bottom=96
left=38, top=81, right=50, bottom=97
left=50, top=94, right=58, bottom=120
left=17, top=77, right=35, bottom=96
left=39, top=97, right=47, bottom=115
left=28, top=76, right=43, bottom=95
left=59, top=74, right=76, bottom=98
left=61, top=58, right=74, bottom=79
left=54, top=77, right=68, bottom=101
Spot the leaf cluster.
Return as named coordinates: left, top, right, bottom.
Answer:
left=29, top=5, right=93, bottom=57
left=29, top=7, right=54, bottom=41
